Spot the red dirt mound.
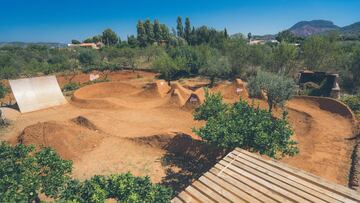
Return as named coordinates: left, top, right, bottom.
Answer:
left=137, top=80, right=170, bottom=98
left=184, top=88, right=205, bottom=109
left=71, top=82, right=139, bottom=109
left=17, top=121, right=104, bottom=160
left=71, top=116, right=99, bottom=131
left=210, top=79, right=248, bottom=100
left=166, top=82, right=192, bottom=107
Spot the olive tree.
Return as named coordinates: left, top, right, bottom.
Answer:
left=152, top=53, right=186, bottom=85
left=248, top=71, right=295, bottom=112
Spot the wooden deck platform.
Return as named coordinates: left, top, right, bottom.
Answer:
left=172, top=148, right=360, bottom=203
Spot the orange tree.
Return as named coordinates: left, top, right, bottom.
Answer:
left=193, top=90, right=298, bottom=158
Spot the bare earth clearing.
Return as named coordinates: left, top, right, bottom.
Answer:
left=0, top=70, right=357, bottom=192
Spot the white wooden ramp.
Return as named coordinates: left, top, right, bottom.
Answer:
left=172, top=148, right=360, bottom=203
left=9, top=76, right=67, bottom=113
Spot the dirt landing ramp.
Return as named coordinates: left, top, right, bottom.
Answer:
left=137, top=80, right=170, bottom=98
left=167, top=83, right=205, bottom=108
left=9, top=76, right=67, bottom=113
left=17, top=121, right=104, bottom=160
left=210, top=79, right=249, bottom=100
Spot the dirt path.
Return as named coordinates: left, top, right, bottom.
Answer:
left=283, top=97, right=355, bottom=185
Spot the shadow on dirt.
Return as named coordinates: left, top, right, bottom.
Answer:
left=159, top=133, right=227, bottom=196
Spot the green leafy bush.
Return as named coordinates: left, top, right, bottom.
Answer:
left=63, top=82, right=81, bottom=92
left=248, top=71, right=295, bottom=112
left=60, top=173, right=172, bottom=203
left=341, top=94, right=360, bottom=117
left=193, top=92, right=298, bottom=159
left=0, top=143, right=72, bottom=202
left=0, top=143, right=172, bottom=203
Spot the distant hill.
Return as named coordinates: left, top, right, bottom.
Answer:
left=0, top=42, right=67, bottom=48
left=288, top=20, right=339, bottom=37
left=340, top=22, right=360, bottom=36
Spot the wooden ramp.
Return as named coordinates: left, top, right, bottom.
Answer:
left=172, top=148, right=360, bottom=203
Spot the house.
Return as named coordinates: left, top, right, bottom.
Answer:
left=67, top=42, right=104, bottom=49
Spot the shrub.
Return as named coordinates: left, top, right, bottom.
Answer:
left=0, top=143, right=73, bottom=202
left=60, top=173, right=172, bottom=203
left=62, top=82, right=81, bottom=92
left=248, top=71, right=295, bottom=112
left=193, top=92, right=298, bottom=158
left=341, top=94, right=360, bottom=117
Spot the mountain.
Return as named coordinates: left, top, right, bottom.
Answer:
left=288, top=20, right=339, bottom=37
left=340, top=22, right=360, bottom=36
left=0, top=42, right=67, bottom=48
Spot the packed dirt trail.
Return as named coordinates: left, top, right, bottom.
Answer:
left=284, top=97, right=355, bottom=185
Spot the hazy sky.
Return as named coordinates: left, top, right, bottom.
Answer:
left=1, top=0, right=359, bottom=43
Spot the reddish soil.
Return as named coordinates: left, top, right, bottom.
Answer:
left=0, top=70, right=356, bottom=187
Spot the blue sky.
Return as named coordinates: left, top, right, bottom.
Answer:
left=1, top=0, right=359, bottom=43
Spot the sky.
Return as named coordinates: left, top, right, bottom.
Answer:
left=1, top=0, right=359, bottom=43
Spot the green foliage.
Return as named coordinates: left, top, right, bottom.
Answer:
left=276, top=30, right=297, bottom=43
left=194, top=89, right=228, bottom=121
left=199, top=50, right=230, bottom=86
left=78, top=48, right=101, bottom=66
left=176, top=16, right=184, bottom=38
left=102, top=28, right=119, bottom=46
left=0, top=83, right=7, bottom=99
left=193, top=93, right=298, bottom=158
left=341, top=94, right=360, bottom=117
left=63, top=82, right=81, bottom=92
left=71, top=40, right=81, bottom=44
left=302, top=35, right=341, bottom=70
left=271, top=43, right=298, bottom=75
left=60, top=173, right=172, bottom=203
left=152, top=53, right=186, bottom=84
left=0, top=142, right=72, bottom=202
left=248, top=71, right=295, bottom=112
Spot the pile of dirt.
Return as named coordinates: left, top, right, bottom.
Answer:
left=71, top=116, right=99, bottom=131
left=210, top=79, right=249, bottom=100
left=167, top=82, right=206, bottom=108
left=130, top=133, right=224, bottom=162
left=137, top=80, right=170, bottom=98
left=17, top=121, right=104, bottom=160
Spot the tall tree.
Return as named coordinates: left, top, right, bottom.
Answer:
left=153, top=19, right=161, bottom=42
left=102, top=28, right=119, bottom=46
left=247, top=32, right=252, bottom=41
left=136, top=20, right=147, bottom=47
left=144, top=19, right=155, bottom=45
left=184, top=17, right=191, bottom=42
left=159, top=24, right=170, bottom=42
left=224, top=28, right=228, bottom=38
left=176, top=16, right=184, bottom=38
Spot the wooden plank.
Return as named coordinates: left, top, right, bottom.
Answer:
left=185, top=185, right=216, bottom=203
left=205, top=171, right=257, bottom=203
left=227, top=152, right=342, bottom=203
left=178, top=191, right=199, bottom=203
left=171, top=197, right=184, bottom=203
left=198, top=175, right=246, bottom=203
left=216, top=161, right=304, bottom=202
left=234, top=148, right=360, bottom=202
left=192, top=180, right=231, bottom=203
left=223, top=154, right=329, bottom=203
left=210, top=167, right=282, bottom=203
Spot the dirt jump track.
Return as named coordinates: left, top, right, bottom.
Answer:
left=0, top=71, right=358, bottom=189
left=284, top=96, right=356, bottom=185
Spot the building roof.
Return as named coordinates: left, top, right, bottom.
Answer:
left=172, top=148, right=360, bottom=203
